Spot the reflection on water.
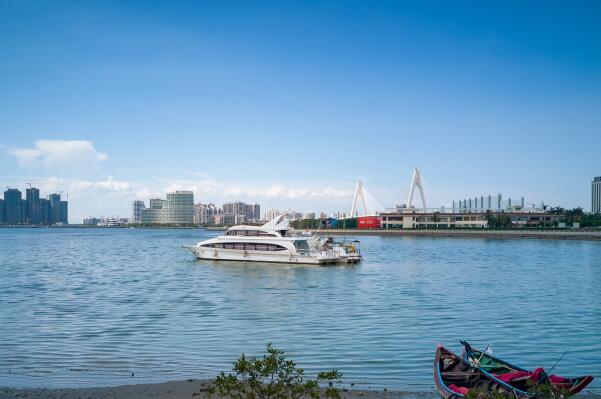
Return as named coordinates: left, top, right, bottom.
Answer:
left=0, top=228, right=600, bottom=391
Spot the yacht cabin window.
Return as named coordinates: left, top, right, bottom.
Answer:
left=201, top=243, right=286, bottom=251
left=225, top=230, right=277, bottom=237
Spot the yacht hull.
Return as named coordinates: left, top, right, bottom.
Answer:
left=185, top=246, right=338, bottom=265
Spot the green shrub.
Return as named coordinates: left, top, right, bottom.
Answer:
left=463, top=381, right=569, bottom=399
left=205, top=343, right=343, bottom=399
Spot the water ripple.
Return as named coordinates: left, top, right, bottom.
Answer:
left=0, top=229, right=599, bottom=391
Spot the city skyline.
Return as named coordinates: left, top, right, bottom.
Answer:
left=0, top=186, right=68, bottom=225
left=1, top=2, right=600, bottom=221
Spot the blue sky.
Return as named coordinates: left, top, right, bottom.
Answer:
left=1, top=1, right=600, bottom=220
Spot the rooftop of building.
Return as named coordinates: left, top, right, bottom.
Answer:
left=378, top=210, right=561, bottom=216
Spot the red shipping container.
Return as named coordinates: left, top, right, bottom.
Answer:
left=357, top=216, right=381, bottom=229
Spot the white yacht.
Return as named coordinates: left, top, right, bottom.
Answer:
left=184, top=216, right=347, bottom=265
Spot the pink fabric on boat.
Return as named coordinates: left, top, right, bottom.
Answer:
left=495, top=371, right=531, bottom=383
left=448, top=384, right=470, bottom=395
left=549, top=375, right=569, bottom=384
left=530, top=367, right=545, bottom=382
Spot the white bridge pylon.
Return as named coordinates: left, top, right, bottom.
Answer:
left=406, top=168, right=427, bottom=211
left=350, top=180, right=383, bottom=217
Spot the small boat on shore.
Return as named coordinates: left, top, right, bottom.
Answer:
left=184, top=216, right=361, bottom=265
left=461, top=341, right=594, bottom=396
left=434, top=345, right=529, bottom=398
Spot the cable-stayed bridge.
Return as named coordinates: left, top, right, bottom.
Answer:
left=348, top=169, right=427, bottom=218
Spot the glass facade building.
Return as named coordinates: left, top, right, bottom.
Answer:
left=131, top=200, right=146, bottom=223
left=1, top=188, right=68, bottom=225
left=4, top=189, right=23, bottom=225
left=140, top=191, right=194, bottom=224
left=26, top=187, right=41, bottom=224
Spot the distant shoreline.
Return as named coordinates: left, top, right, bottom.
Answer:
left=308, top=228, right=601, bottom=241
left=1, top=225, right=600, bottom=241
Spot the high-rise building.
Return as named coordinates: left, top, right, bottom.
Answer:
left=222, top=201, right=261, bottom=225
left=4, top=188, right=23, bottom=225
left=194, top=203, right=221, bottom=225
left=20, top=199, right=27, bottom=223
left=40, top=198, right=51, bottom=225
left=248, top=203, right=261, bottom=221
left=264, top=208, right=282, bottom=221
left=149, top=198, right=166, bottom=209
left=593, top=176, right=601, bottom=214
left=59, top=201, right=68, bottom=224
left=131, top=200, right=146, bottom=223
left=0, top=199, right=4, bottom=224
left=1, top=187, right=68, bottom=225
left=48, top=193, right=61, bottom=224
left=140, top=191, right=194, bottom=224
left=26, top=187, right=41, bottom=224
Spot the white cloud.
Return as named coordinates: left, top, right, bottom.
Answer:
left=160, top=179, right=354, bottom=203
left=32, top=176, right=132, bottom=221
left=8, top=175, right=356, bottom=222
left=38, top=176, right=130, bottom=195
left=8, top=140, right=108, bottom=169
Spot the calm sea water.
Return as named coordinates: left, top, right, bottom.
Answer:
left=0, top=228, right=600, bottom=391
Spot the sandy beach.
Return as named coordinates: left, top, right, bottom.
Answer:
left=1, top=380, right=600, bottom=399
left=0, top=379, right=430, bottom=399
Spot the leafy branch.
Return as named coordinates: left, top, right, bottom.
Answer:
left=205, top=343, right=343, bottom=399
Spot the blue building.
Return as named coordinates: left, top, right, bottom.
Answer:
left=1, top=187, right=68, bottom=225
left=4, top=188, right=23, bottom=225
left=59, top=200, right=68, bottom=224
left=40, top=198, right=51, bottom=225
left=48, top=193, right=61, bottom=224
left=26, top=187, right=41, bottom=224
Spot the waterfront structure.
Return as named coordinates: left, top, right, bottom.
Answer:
left=1, top=187, right=68, bottom=225
left=222, top=201, right=261, bottom=225
left=378, top=209, right=562, bottom=229
left=350, top=180, right=385, bottom=216
left=131, top=200, right=146, bottom=223
left=82, top=217, right=128, bottom=226
left=455, top=193, right=538, bottom=213
left=98, top=217, right=129, bottom=227
left=140, top=191, right=194, bottom=224
left=357, top=216, right=381, bottom=229
left=83, top=217, right=101, bottom=226
left=380, top=210, right=488, bottom=229
left=593, top=177, right=601, bottom=214
left=406, top=169, right=427, bottom=211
